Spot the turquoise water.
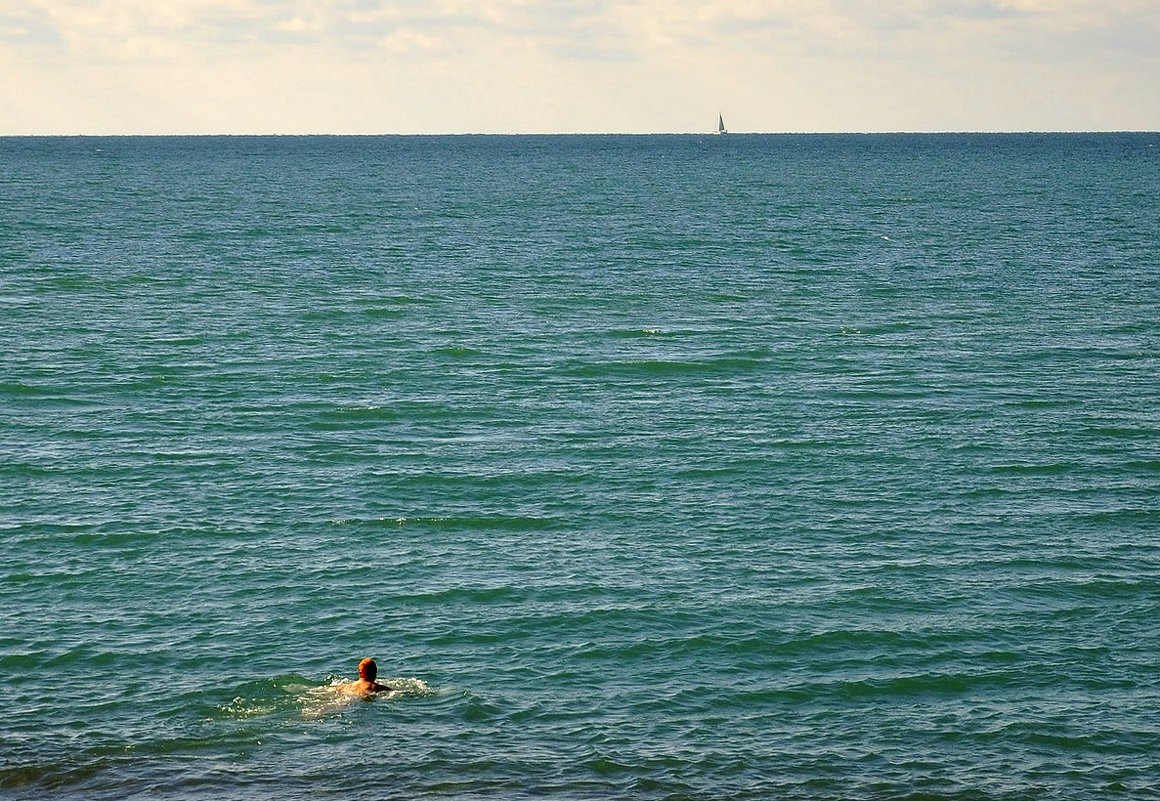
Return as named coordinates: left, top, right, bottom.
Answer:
left=2, top=133, right=1158, bottom=799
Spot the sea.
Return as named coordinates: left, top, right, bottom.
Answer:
left=1, top=133, right=1158, bottom=800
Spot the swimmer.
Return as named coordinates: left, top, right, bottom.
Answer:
left=339, top=657, right=394, bottom=696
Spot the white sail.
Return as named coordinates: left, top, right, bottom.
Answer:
left=717, top=114, right=727, bottom=135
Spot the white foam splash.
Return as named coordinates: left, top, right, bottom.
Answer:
left=299, top=677, right=432, bottom=719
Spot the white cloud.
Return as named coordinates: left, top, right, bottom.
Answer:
left=376, top=26, right=441, bottom=53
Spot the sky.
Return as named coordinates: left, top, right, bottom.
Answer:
left=2, top=0, right=1158, bottom=134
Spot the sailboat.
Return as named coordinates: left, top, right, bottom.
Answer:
left=716, top=113, right=727, bottom=135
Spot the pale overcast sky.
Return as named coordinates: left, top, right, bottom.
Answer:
left=2, top=0, right=1157, bottom=134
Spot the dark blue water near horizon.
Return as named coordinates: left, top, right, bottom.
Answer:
left=1, top=133, right=1159, bottom=800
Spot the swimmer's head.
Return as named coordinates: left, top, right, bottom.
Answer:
left=358, top=658, right=377, bottom=681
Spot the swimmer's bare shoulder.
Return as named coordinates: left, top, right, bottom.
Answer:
left=339, top=678, right=391, bottom=696
left=339, top=658, right=394, bottom=697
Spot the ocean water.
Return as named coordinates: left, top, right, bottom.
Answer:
left=1, top=133, right=1158, bottom=800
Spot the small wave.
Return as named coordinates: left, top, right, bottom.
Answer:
left=844, top=320, right=918, bottom=335
left=1071, top=508, right=1158, bottom=525
left=360, top=306, right=405, bottom=319
left=989, top=461, right=1079, bottom=476
left=0, top=756, right=105, bottom=793
left=432, top=345, right=481, bottom=357
left=334, top=515, right=558, bottom=532
left=71, top=529, right=157, bottom=546
left=608, top=327, right=664, bottom=339
left=433, top=583, right=525, bottom=604
left=566, top=355, right=768, bottom=377
left=308, top=404, right=399, bottom=427
left=1007, top=397, right=1081, bottom=409
left=1083, top=425, right=1153, bottom=439
left=220, top=695, right=279, bottom=719
left=832, top=670, right=1020, bottom=698
left=737, top=668, right=1021, bottom=705
left=0, top=382, right=105, bottom=407
left=0, top=381, right=47, bottom=397
left=352, top=293, right=438, bottom=308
